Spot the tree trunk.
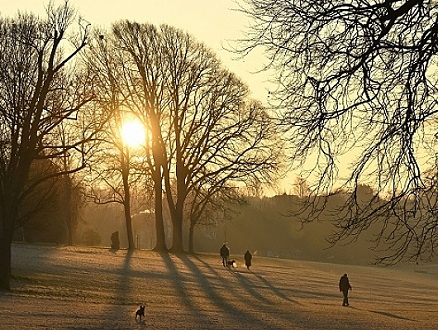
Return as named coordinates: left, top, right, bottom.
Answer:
left=122, top=157, right=135, bottom=250
left=168, top=159, right=186, bottom=253
left=153, top=171, right=167, bottom=251
left=0, top=235, right=12, bottom=290
left=0, top=208, right=16, bottom=291
left=64, top=175, right=73, bottom=246
left=188, top=221, right=195, bottom=253
left=170, top=203, right=184, bottom=253
left=1, top=167, right=29, bottom=290
left=123, top=201, right=135, bottom=250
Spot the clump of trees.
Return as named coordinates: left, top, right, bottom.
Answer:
left=0, top=2, right=108, bottom=290
left=0, top=2, right=282, bottom=290
left=84, top=21, right=282, bottom=253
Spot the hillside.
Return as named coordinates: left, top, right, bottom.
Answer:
left=1, top=243, right=437, bottom=329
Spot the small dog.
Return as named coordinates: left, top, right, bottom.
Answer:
left=135, top=305, right=145, bottom=320
left=227, top=260, right=236, bottom=268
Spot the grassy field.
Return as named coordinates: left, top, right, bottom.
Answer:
left=0, top=243, right=437, bottom=329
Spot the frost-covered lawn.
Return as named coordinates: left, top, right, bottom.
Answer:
left=0, top=243, right=437, bottom=329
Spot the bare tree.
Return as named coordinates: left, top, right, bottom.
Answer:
left=55, top=120, right=89, bottom=246
left=186, top=184, right=246, bottom=253
left=237, top=0, right=438, bottom=263
left=0, top=2, right=97, bottom=290
left=158, top=25, right=283, bottom=252
left=86, top=23, right=169, bottom=251
left=83, top=116, right=141, bottom=250
left=82, top=28, right=148, bottom=251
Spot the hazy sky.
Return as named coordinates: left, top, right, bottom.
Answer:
left=0, top=0, right=286, bottom=194
left=0, top=0, right=272, bottom=100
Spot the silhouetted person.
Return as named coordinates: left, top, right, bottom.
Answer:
left=244, top=250, right=252, bottom=270
left=339, top=273, right=352, bottom=306
left=220, top=243, right=230, bottom=267
left=110, top=231, right=120, bottom=250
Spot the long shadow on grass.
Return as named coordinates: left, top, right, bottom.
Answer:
left=192, top=256, right=282, bottom=305
left=61, top=249, right=141, bottom=330
left=243, top=269, right=300, bottom=304
left=217, top=260, right=299, bottom=304
left=169, top=253, right=275, bottom=328
left=347, top=306, right=417, bottom=322
left=159, top=252, right=219, bottom=328
left=368, top=309, right=416, bottom=321
left=112, top=249, right=135, bottom=302
left=179, top=253, right=273, bottom=305
left=229, top=270, right=278, bottom=305
left=95, top=249, right=136, bottom=330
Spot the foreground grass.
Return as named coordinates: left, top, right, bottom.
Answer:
left=0, top=243, right=437, bottom=329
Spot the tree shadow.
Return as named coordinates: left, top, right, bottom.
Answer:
left=250, top=269, right=301, bottom=304
left=97, top=249, right=137, bottom=329
left=159, top=252, right=231, bottom=328
left=369, top=309, right=416, bottom=321
left=164, top=253, right=276, bottom=328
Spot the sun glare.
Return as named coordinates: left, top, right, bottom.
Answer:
left=121, top=120, right=145, bottom=148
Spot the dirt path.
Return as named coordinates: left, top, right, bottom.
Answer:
left=0, top=244, right=437, bottom=329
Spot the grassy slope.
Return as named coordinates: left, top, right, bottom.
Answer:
left=0, top=243, right=437, bottom=329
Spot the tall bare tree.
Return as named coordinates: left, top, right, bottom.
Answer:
left=56, top=121, right=87, bottom=246
left=238, top=0, right=438, bottom=263
left=0, top=2, right=96, bottom=290
left=158, top=25, right=282, bottom=252
left=82, top=28, right=145, bottom=250
left=86, top=23, right=169, bottom=251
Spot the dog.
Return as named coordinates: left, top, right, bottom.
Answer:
left=227, top=260, right=236, bottom=268
left=135, top=305, right=145, bottom=320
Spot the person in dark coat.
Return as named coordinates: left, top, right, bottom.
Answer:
left=339, top=273, right=352, bottom=306
left=244, top=250, right=252, bottom=270
left=220, top=243, right=230, bottom=267
left=110, top=231, right=120, bottom=250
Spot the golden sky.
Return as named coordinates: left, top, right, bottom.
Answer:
left=0, top=0, right=272, bottom=100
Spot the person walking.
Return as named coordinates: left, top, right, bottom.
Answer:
left=244, top=250, right=252, bottom=270
left=220, top=243, right=230, bottom=267
left=339, top=273, right=352, bottom=306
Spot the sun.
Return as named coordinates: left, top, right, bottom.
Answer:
left=121, top=120, right=145, bottom=148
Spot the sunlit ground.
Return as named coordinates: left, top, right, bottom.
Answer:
left=1, top=243, right=437, bottom=329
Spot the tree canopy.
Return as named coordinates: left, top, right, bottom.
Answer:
left=84, top=20, right=283, bottom=252
left=0, top=1, right=106, bottom=290
left=238, top=0, right=438, bottom=263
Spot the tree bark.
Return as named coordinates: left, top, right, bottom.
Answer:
left=0, top=202, right=18, bottom=290
left=0, top=227, right=13, bottom=290
left=170, top=202, right=184, bottom=253
left=121, top=152, right=135, bottom=250
left=64, top=175, right=74, bottom=246
left=153, top=171, right=167, bottom=251
left=170, top=220, right=184, bottom=252
left=188, top=221, right=195, bottom=253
